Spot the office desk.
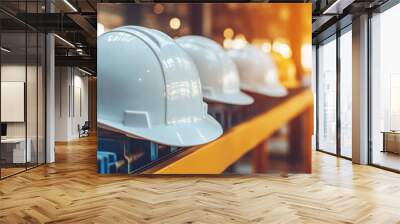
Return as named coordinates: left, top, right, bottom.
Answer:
left=382, top=131, right=400, bottom=154
left=1, top=138, right=31, bottom=163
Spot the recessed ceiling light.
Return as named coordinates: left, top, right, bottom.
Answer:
left=1, top=47, right=11, bottom=53
left=323, top=0, right=354, bottom=15
left=54, top=34, right=75, bottom=48
left=63, top=0, right=78, bottom=12
left=78, top=67, right=93, bottom=76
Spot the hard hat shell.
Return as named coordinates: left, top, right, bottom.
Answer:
left=228, top=46, right=288, bottom=97
left=176, top=36, right=254, bottom=105
left=97, top=26, right=223, bottom=147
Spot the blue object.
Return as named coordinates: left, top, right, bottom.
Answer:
left=150, top=142, right=158, bottom=161
left=98, top=151, right=117, bottom=174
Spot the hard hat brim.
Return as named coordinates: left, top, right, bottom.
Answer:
left=204, top=91, right=254, bottom=105
left=240, top=83, right=288, bottom=97
left=98, top=115, right=223, bottom=147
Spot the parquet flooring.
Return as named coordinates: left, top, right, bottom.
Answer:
left=1, top=167, right=26, bottom=178
left=1, top=135, right=400, bottom=223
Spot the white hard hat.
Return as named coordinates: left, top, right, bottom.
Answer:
left=97, top=26, right=223, bottom=147
left=228, top=45, right=288, bottom=97
left=176, top=36, right=254, bottom=105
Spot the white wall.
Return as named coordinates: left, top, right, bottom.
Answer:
left=55, top=67, right=89, bottom=141
left=1, top=63, right=46, bottom=163
left=55, top=67, right=70, bottom=141
left=1, top=65, right=37, bottom=138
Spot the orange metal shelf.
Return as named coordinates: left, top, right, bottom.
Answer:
left=148, top=89, right=314, bottom=174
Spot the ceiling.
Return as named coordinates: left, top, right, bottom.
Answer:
left=1, top=0, right=395, bottom=72
left=0, top=0, right=97, bottom=73
left=312, top=0, right=390, bottom=43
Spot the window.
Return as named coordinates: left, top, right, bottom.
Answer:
left=317, top=36, right=337, bottom=154
left=370, top=3, right=400, bottom=171
left=316, top=26, right=353, bottom=159
left=339, top=29, right=352, bottom=158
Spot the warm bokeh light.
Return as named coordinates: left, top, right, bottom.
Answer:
left=223, top=34, right=248, bottom=49
left=153, top=4, right=164, bottom=14
left=252, top=39, right=272, bottom=53
left=97, top=23, right=105, bottom=36
left=272, top=52, right=299, bottom=89
left=169, top=17, right=181, bottom=30
left=97, top=3, right=312, bottom=84
left=278, top=7, right=290, bottom=21
left=272, top=39, right=292, bottom=59
left=235, top=34, right=246, bottom=40
left=261, top=42, right=272, bottom=53
left=231, top=34, right=248, bottom=49
left=223, top=38, right=233, bottom=49
left=301, top=43, right=312, bottom=70
left=223, top=28, right=234, bottom=39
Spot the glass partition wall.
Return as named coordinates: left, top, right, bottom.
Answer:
left=339, top=28, right=352, bottom=158
left=0, top=31, right=27, bottom=177
left=0, top=3, right=46, bottom=179
left=316, top=26, right=352, bottom=159
left=317, top=35, right=337, bottom=155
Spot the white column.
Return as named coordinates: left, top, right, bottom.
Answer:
left=352, top=14, right=369, bottom=164
left=45, top=1, right=56, bottom=163
left=46, top=33, right=55, bottom=163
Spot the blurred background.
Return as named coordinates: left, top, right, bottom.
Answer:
left=98, top=3, right=312, bottom=89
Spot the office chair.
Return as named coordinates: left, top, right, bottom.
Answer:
left=78, top=121, right=90, bottom=138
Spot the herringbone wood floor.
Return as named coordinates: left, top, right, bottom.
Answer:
left=1, top=135, right=400, bottom=224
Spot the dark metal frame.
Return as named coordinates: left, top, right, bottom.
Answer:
left=367, top=10, right=373, bottom=166
left=0, top=0, right=47, bottom=180
left=315, top=20, right=353, bottom=161
left=315, top=44, right=319, bottom=151
left=336, top=26, right=341, bottom=158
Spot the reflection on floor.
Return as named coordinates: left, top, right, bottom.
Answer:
left=0, top=135, right=400, bottom=223
left=373, top=150, right=400, bottom=171
left=341, top=146, right=352, bottom=158
left=0, top=167, right=25, bottom=178
left=0, top=162, right=40, bottom=178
